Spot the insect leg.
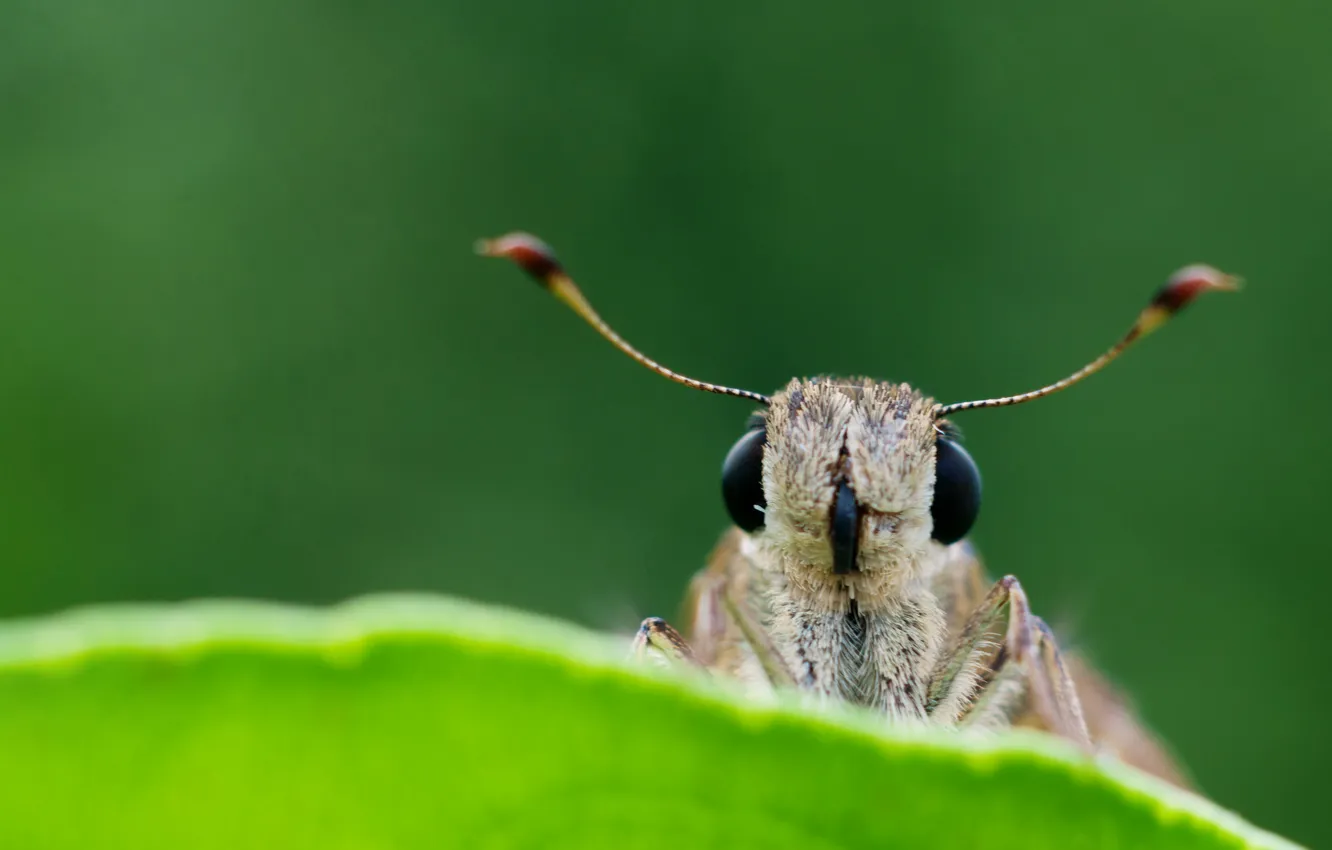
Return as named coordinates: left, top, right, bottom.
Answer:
left=630, top=617, right=703, bottom=668
left=963, top=606, right=1090, bottom=747
left=927, top=549, right=1189, bottom=781
left=929, top=575, right=1091, bottom=749
left=925, top=543, right=993, bottom=718
left=926, top=567, right=1009, bottom=723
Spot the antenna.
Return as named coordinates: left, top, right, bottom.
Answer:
left=936, top=264, right=1239, bottom=417
left=478, top=232, right=772, bottom=405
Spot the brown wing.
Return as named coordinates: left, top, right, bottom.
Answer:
left=931, top=541, right=1192, bottom=788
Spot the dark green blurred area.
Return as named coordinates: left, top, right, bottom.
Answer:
left=2, top=0, right=1327, bottom=844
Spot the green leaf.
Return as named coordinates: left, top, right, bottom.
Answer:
left=0, top=596, right=1298, bottom=849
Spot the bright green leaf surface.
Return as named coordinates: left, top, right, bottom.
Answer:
left=0, top=596, right=1297, bottom=849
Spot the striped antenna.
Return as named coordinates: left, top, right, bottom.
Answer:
left=936, top=264, right=1239, bottom=417
left=477, top=232, right=772, bottom=405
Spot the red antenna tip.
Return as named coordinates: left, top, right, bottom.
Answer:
left=476, top=232, right=565, bottom=285
left=1153, top=264, right=1242, bottom=315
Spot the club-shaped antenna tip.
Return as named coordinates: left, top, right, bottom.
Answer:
left=1156, top=264, right=1241, bottom=315
left=475, top=232, right=563, bottom=282
left=1171, top=263, right=1241, bottom=290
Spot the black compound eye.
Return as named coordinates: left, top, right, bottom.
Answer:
left=930, top=437, right=981, bottom=545
left=721, top=427, right=767, bottom=532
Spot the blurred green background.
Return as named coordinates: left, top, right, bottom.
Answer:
left=2, top=0, right=1327, bottom=844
